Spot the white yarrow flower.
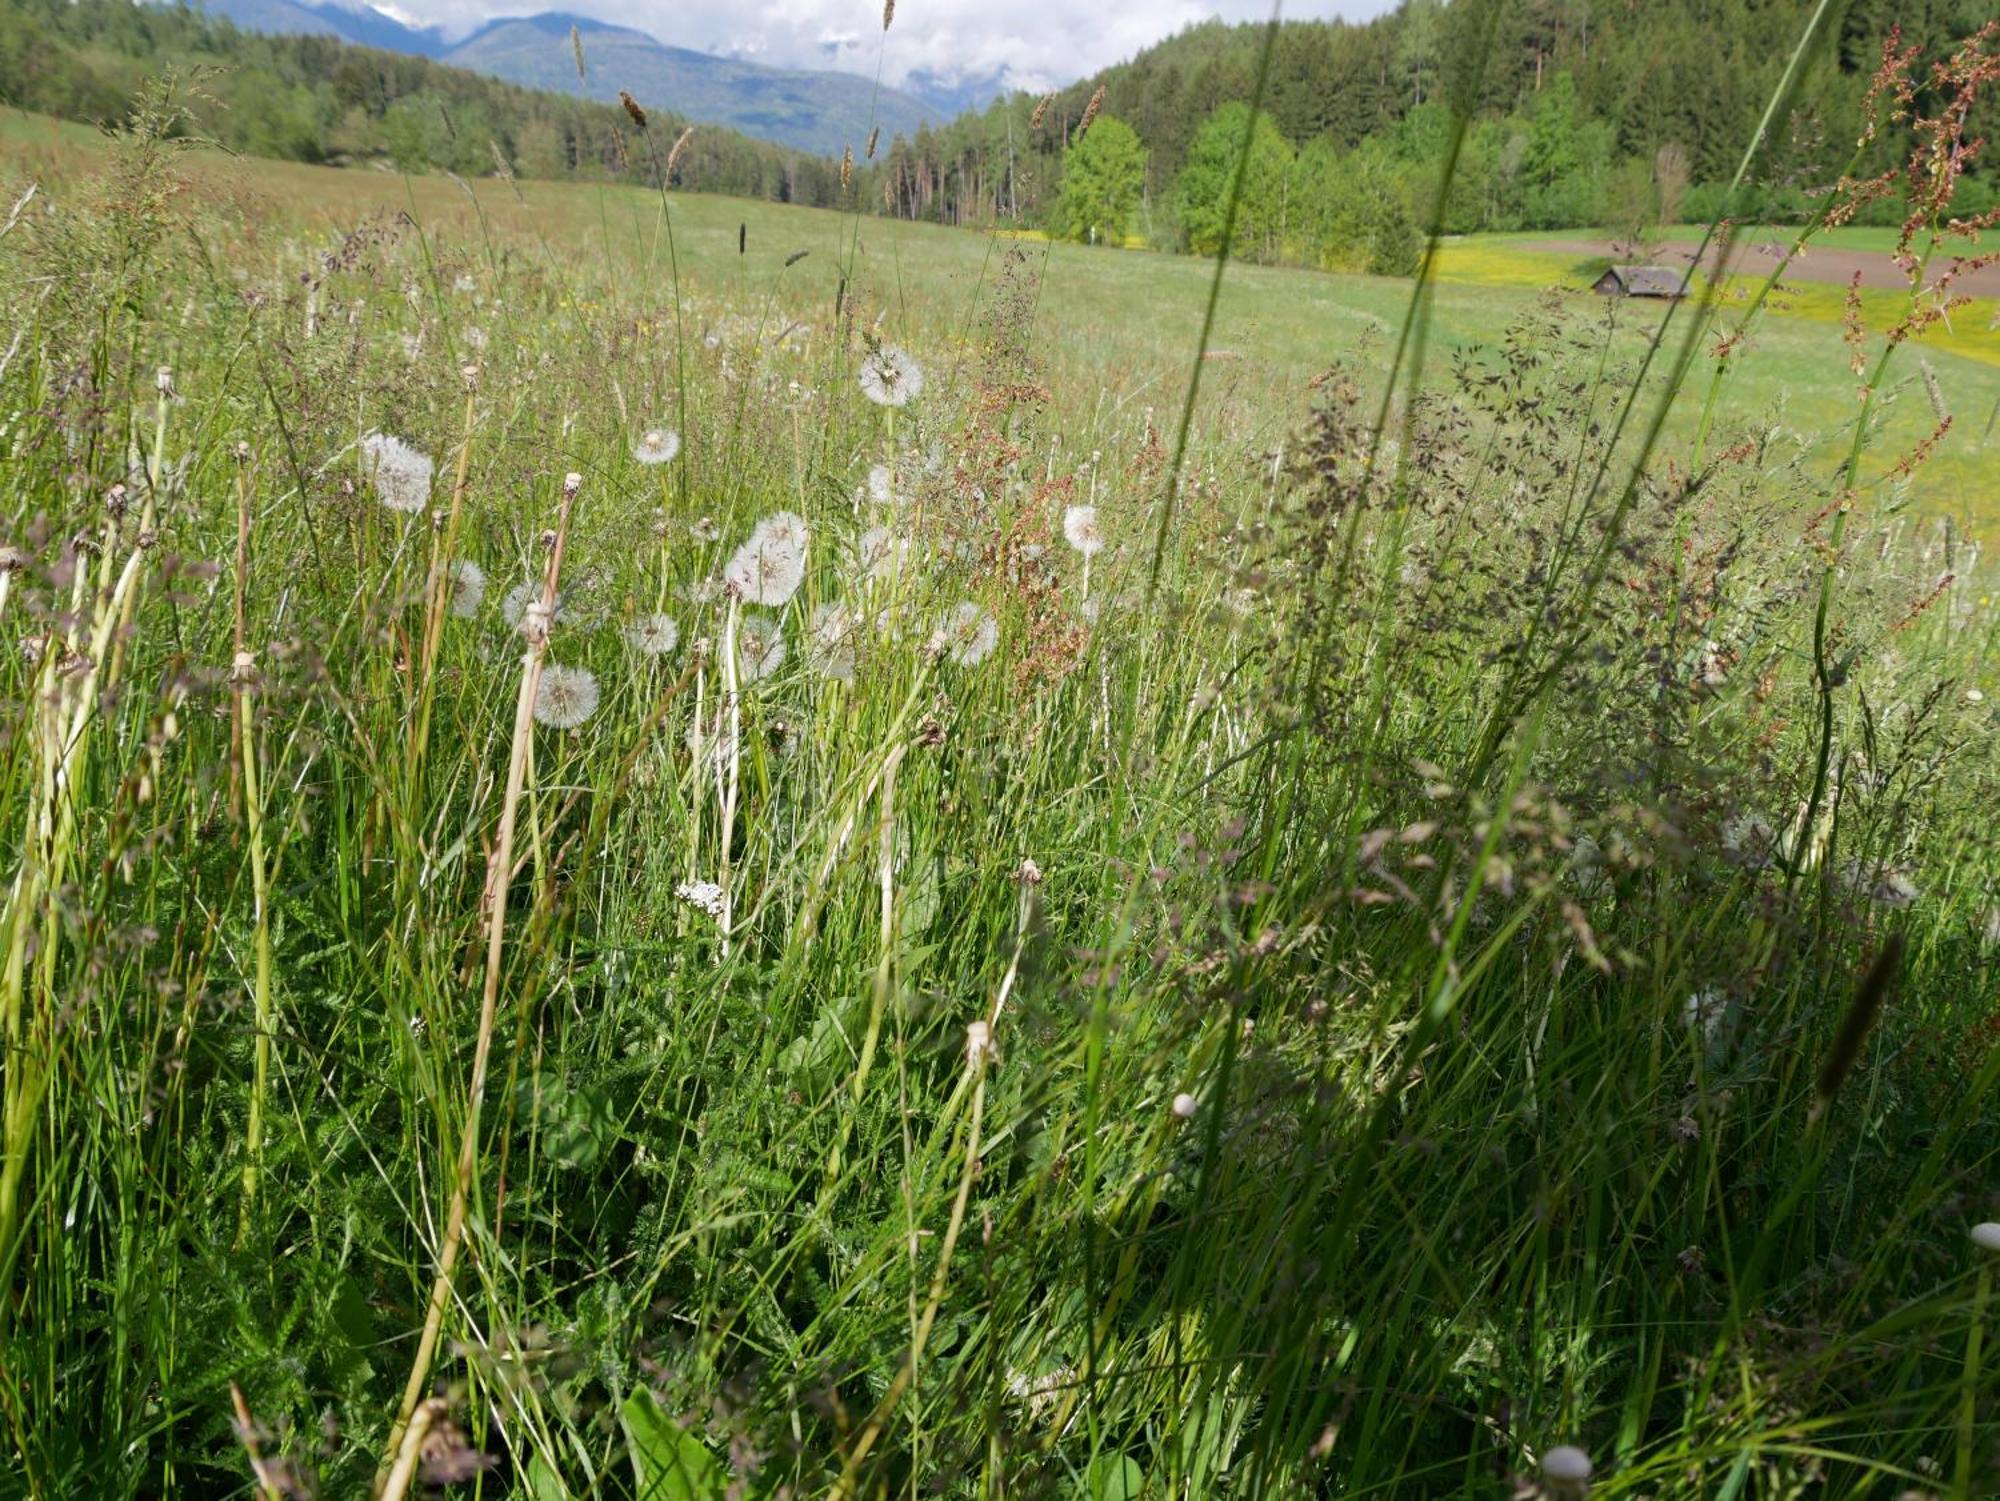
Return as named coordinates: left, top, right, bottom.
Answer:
left=1062, top=504, right=1105, bottom=558
left=937, top=601, right=998, bottom=667
left=360, top=431, right=433, bottom=514
left=676, top=880, right=725, bottom=918
left=858, top=345, right=924, bottom=407
left=623, top=613, right=680, bottom=657
left=724, top=513, right=810, bottom=607
left=736, top=612, right=787, bottom=682
left=533, top=664, right=600, bottom=729
left=633, top=425, right=681, bottom=465
left=447, top=560, right=486, bottom=618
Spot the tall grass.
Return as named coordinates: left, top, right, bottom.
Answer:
left=0, top=15, right=1996, bottom=1501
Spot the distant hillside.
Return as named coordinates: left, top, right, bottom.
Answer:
left=177, top=0, right=940, bottom=154
left=0, top=0, right=845, bottom=205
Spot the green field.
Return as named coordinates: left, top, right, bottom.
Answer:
left=9, top=107, right=1995, bottom=521
left=2, top=99, right=1999, bottom=1501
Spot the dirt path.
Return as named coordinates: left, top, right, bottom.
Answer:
left=1528, top=235, right=2000, bottom=299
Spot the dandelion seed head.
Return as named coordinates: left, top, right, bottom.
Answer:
left=808, top=601, right=859, bottom=681
left=633, top=426, right=681, bottom=465
left=736, top=613, right=787, bottom=682
left=867, top=463, right=898, bottom=506
left=533, top=664, right=600, bottom=729
left=623, top=612, right=679, bottom=657
left=938, top=601, right=998, bottom=667
left=501, top=581, right=569, bottom=635
left=1171, top=1092, right=1197, bottom=1119
left=965, top=1020, right=992, bottom=1066
left=447, top=560, right=486, bottom=618
left=1062, top=504, right=1105, bottom=558
left=1682, top=988, right=1729, bottom=1047
left=1541, top=1446, right=1592, bottom=1483
left=723, top=517, right=809, bottom=607
left=857, top=525, right=911, bottom=585
left=1720, top=810, right=1778, bottom=870
left=859, top=345, right=924, bottom=407
left=1973, top=1222, right=2000, bottom=1252
left=360, top=431, right=433, bottom=514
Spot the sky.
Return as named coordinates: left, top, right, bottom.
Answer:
left=372, top=1, right=1401, bottom=96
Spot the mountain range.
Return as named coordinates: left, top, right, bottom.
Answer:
left=175, top=0, right=1005, bottom=153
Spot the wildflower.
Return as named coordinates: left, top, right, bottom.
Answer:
left=807, top=601, right=859, bottom=681
left=1973, top=1223, right=2000, bottom=1252
left=867, top=463, right=898, bottom=505
left=735, top=612, right=786, bottom=682
left=1171, top=1092, right=1197, bottom=1119
left=623, top=613, right=679, bottom=657
left=633, top=425, right=681, bottom=465
left=858, top=345, right=924, bottom=407
left=451, top=274, right=476, bottom=294
left=724, top=515, right=809, bottom=607
left=533, top=664, right=600, bottom=729
left=360, top=431, right=433, bottom=514
left=447, top=560, right=486, bottom=618
left=966, top=1020, right=992, bottom=1066
left=1062, top=504, right=1105, bottom=557
left=676, top=880, right=725, bottom=918
left=937, top=601, right=998, bottom=667
left=1720, top=810, right=1779, bottom=870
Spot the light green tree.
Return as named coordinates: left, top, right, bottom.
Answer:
left=1173, top=102, right=1295, bottom=262
left=1055, top=114, right=1148, bottom=246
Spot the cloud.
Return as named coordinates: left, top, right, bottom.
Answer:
left=412, top=1, right=1395, bottom=95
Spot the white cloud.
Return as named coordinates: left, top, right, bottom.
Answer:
left=411, top=1, right=1396, bottom=95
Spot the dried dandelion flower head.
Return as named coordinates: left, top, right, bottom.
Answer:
left=533, top=664, right=600, bottom=729
left=360, top=431, right=434, bottom=514
left=937, top=601, right=999, bottom=668
left=724, top=513, right=810, bottom=607
left=447, top=560, right=486, bottom=619
left=622, top=612, right=680, bottom=657
left=1062, top=504, right=1105, bottom=558
left=633, top=426, right=681, bottom=465
left=859, top=345, right=924, bottom=408
left=501, top=581, right=571, bottom=635
left=735, top=612, right=787, bottom=682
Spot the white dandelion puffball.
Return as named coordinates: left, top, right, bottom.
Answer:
left=1721, top=810, right=1778, bottom=870
left=1541, top=1445, right=1592, bottom=1484
left=623, top=613, right=680, bottom=657
left=1171, top=1092, right=1197, bottom=1120
left=1567, top=835, right=1610, bottom=899
left=808, top=601, right=859, bottom=681
left=859, top=345, right=924, bottom=407
left=447, top=560, right=486, bottom=619
left=1841, top=861, right=1918, bottom=909
left=676, top=880, right=725, bottom=918
left=1063, top=504, right=1105, bottom=558
left=360, top=431, right=433, bottom=514
left=633, top=425, right=681, bottom=465
left=736, top=613, right=787, bottom=682
left=501, top=581, right=570, bottom=634
left=1682, top=988, right=1728, bottom=1047
left=857, top=525, right=912, bottom=585
left=867, top=463, right=898, bottom=506
left=939, top=601, right=999, bottom=668
left=1973, top=1222, right=2000, bottom=1252
left=723, top=513, right=810, bottom=607
left=533, top=664, right=600, bottom=729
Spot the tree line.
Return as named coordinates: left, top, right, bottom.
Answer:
left=0, top=0, right=845, bottom=206
left=862, top=0, right=1999, bottom=263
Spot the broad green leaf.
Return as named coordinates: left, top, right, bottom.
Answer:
left=621, top=1387, right=725, bottom=1501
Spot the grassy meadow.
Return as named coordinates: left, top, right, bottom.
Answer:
left=2, top=59, right=2000, bottom=1501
